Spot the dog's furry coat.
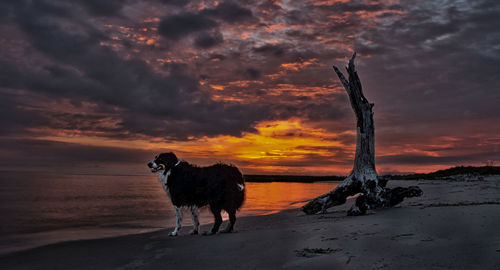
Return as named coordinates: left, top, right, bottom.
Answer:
left=148, top=152, right=245, bottom=235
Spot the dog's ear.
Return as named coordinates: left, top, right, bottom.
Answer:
left=164, top=152, right=178, bottom=167
left=159, top=153, right=178, bottom=175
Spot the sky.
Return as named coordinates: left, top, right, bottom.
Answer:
left=0, top=0, right=499, bottom=175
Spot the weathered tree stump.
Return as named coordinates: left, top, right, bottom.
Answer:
left=301, top=53, right=422, bottom=216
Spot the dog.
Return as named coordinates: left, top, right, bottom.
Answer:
left=147, top=152, right=245, bottom=236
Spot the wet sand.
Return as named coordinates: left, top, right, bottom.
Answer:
left=1, top=179, right=499, bottom=269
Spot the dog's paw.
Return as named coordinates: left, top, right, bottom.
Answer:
left=202, top=231, right=216, bottom=236
left=168, top=231, right=178, bottom=237
left=189, top=230, right=198, bottom=235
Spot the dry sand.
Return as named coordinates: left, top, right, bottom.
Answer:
left=1, top=179, right=499, bottom=270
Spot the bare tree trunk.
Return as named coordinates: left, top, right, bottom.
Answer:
left=301, top=53, right=422, bottom=216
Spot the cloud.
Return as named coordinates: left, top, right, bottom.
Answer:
left=156, top=0, right=189, bottom=6
left=158, top=1, right=254, bottom=42
left=316, top=1, right=389, bottom=12
left=245, top=68, right=262, bottom=79
left=352, top=0, right=500, bottom=129
left=0, top=90, right=51, bottom=136
left=158, top=12, right=218, bottom=40
left=201, top=2, right=254, bottom=23
left=0, top=1, right=271, bottom=140
left=1, top=0, right=499, bottom=173
left=193, top=31, right=224, bottom=49
left=79, top=0, right=125, bottom=16
left=252, top=44, right=286, bottom=57
left=3, top=0, right=127, bottom=19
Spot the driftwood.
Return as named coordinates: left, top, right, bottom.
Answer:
left=301, top=53, right=422, bottom=216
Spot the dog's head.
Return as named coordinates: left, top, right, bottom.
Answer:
left=147, top=152, right=178, bottom=173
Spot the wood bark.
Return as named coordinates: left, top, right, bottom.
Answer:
left=301, top=53, right=422, bottom=216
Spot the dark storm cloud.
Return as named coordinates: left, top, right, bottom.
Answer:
left=193, top=31, right=224, bottom=49
left=0, top=90, right=50, bottom=136
left=158, top=12, right=218, bottom=40
left=284, top=29, right=317, bottom=41
left=284, top=9, right=313, bottom=25
left=31, top=0, right=72, bottom=17
left=158, top=1, right=254, bottom=41
left=209, top=54, right=226, bottom=61
left=201, top=2, right=254, bottom=23
left=352, top=0, right=500, bottom=130
left=245, top=68, right=261, bottom=79
left=0, top=1, right=270, bottom=140
left=2, top=0, right=127, bottom=19
left=155, top=0, right=190, bottom=6
left=0, top=60, right=23, bottom=89
left=317, top=1, right=389, bottom=13
left=252, top=44, right=286, bottom=57
left=300, top=102, right=350, bottom=122
left=79, top=0, right=125, bottom=16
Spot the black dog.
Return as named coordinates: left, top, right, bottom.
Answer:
left=148, top=152, right=245, bottom=236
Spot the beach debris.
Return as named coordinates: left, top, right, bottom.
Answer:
left=295, top=247, right=342, bottom=258
left=390, top=233, right=414, bottom=240
left=321, top=237, right=338, bottom=241
left=301, top=53, right=423, bottom=216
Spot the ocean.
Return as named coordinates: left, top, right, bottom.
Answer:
left=0, top=171, right=337, bottom=254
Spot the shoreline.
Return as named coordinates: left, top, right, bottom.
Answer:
left=0, top=224, right=166, bottom=256
left=2, top=179, right=500, bottom=269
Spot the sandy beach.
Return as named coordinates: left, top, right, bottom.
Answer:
left=1, top=178, right=499, bottom=270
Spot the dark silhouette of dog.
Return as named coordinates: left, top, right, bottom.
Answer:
left=148, top=152, right=245, bottom=235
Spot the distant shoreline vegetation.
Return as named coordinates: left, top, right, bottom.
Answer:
left=384, top=165, right=500, bottom=180
left=244, top=166, right=500, bottom=182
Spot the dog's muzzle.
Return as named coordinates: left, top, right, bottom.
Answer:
left=148, top=161, right=164, bottom=173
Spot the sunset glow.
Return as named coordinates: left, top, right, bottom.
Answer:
left=1, top=0, right=499, bottom=175
left=36, top=119, right=354, bottom=174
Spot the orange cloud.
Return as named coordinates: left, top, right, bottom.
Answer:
left=280, top=58, right=318, bottom=71
left=212, top=95, right=245, bottom=102
left=265, top=23, right=288, bottom=32
left=227, top=80, right=264, bottom=87
left=210, top=85, right=225, bottom=90
left=265, top=83, right=341, bottom=97
left=312, top=0, right=350, bottom=6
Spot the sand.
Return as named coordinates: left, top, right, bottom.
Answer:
left=1, top=179, right=499, bottom=270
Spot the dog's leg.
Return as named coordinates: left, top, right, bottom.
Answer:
left=221, top=209, right=236, bottom=233
left=169, top=206, right=182, bottom=236
left=189, top=206, right=199, bottom=235
left=203, top=205, right=222, bottom=236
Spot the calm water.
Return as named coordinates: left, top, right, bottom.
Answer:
left=0, top=171, right=337, bottom=254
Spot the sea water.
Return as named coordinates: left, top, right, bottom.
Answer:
left=0, top=171, right=337, bottom=254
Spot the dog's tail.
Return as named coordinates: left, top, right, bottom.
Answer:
left=226, top=165, right=245, bottom=210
